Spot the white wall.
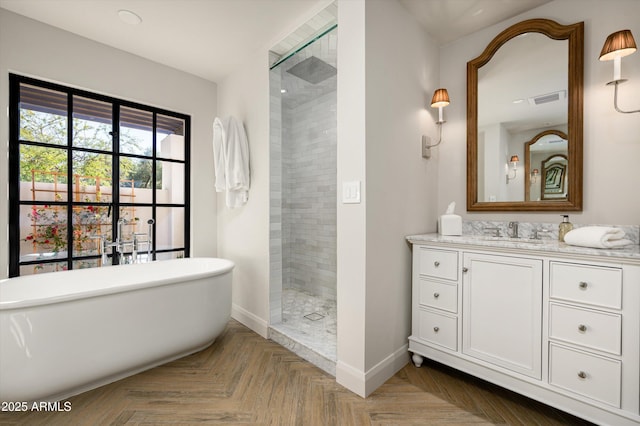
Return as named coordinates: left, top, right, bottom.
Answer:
left=336, top=0, right=440, bottom=396
left=364, top=0, right=439, bottom=392
left=335, top=0, right=368, bottom=394
left=0, top=9, right=218, bottom=278
left=216, top=49, right=272, bottom=336
left=437, top=0, right=640, bottom=225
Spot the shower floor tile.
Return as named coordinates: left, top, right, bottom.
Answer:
left=270, top=288, right=336, bottom=363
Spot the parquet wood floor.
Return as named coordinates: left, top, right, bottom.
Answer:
left=0, top=319, right=593, bottom=425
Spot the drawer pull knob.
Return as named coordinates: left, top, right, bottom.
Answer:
left=433, top=327, right=440, bottom=333
left=462, top=267, right=469, bottom=273
left=578, top=281, right=588, bottom=290
left=433, top=293, right=440, bottom=299
left=578, top=324, right=587, bottom=333
left=578, top=371, right=587, bottom=379
left=434, top=261, right=440, bottom=267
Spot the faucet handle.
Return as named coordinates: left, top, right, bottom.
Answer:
left=482, top=226, right=501, bottom=237
left=532, top=228, right=550, bottom=240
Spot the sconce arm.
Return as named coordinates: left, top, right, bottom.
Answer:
left=609, top=80, right=640, bottom=114
left=424, top=122, right=444, bottom=149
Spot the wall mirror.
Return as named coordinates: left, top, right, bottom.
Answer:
left=467, top=19, right=583, bottom=211
left=524, top=129, right=568, bottom=202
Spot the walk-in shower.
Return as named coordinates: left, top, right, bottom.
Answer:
left=268, top=5, right=337, bottom=375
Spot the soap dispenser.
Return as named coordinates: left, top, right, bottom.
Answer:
left=558, top=215, right=573, bottom=242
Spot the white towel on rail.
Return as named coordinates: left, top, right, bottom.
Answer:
left=563, top=226, right=633, bottom=249
left=213, top=116, right=250, bottom=208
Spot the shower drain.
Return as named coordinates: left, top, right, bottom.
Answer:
left=304, top=312, right=325, bottom=321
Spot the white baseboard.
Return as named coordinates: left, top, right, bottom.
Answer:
left=336, top=360, right=366, bottom=397
left=336, top=344, right=410, bottom=397
left=231, top=303, right=268, bottom=338
left=364, top=344, right=410, bottom=396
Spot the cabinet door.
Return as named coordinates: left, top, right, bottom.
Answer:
left=462, top=253, right=543, bottom=379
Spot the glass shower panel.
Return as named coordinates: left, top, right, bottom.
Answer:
left=268, top=14, right=338, bottom=368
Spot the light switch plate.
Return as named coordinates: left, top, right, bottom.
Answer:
left=342, top=181, right=361, bottom=204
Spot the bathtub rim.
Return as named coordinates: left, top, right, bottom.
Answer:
left=0, top=257, right=234, bottom=310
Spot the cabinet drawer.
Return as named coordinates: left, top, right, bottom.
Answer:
left=418, top=248, right=458, bottom=281
left=549, top=343, right=621, bottom=408
left=550, top=262, right=622, bottom=309
left=549, top=304, right=621, bottom=355
left=418, top=279, right=457, bottom=313
left=417, top=309, right=457, bottom=351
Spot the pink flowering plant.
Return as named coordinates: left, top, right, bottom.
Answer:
left=24, top=199, right=111, bottom=254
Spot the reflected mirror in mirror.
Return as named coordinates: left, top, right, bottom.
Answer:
left=525, top=130, right=568, bottom=201
left=541, top=154, right=568, bottom=200
left=467, top=19, right=583, bottom=212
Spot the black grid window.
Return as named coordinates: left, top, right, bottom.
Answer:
left=9, top=74, right=190, bottom=277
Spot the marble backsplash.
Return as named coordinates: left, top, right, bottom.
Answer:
left=462, top=220, right=640, bottom=244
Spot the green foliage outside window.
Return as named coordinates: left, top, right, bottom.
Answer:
left=19, top=109, right=153, bottom=188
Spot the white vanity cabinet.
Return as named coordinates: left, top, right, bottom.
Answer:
left=462, top=253, right=542, bottom=379
left=548, top=261, right=625, bottom=409
left=408, top=239, right=640, bottom=426
left=411, top=247, right=459, bottom=356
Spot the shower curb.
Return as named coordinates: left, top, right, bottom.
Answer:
left=268, top=326, right=336, bottom=377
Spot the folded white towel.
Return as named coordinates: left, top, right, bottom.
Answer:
left=564, top=226, right=633, bottom=249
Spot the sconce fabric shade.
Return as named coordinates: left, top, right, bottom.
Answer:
left=431, top=88, right=450, bottom=108
left=532, top=168, right=539, bottom=175
left=510, top=155, right=520, bottom=163
left=599, top=30, right=637, bottom=61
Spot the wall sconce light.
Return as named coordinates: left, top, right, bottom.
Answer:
left=599, top=29, right=640, bottom=114
left=506, top=155, right=519, bottom=184
left=530, top=168, right=539, bottom=184
left=422, top=88, right=450, bottom=159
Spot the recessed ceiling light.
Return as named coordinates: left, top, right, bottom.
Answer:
left=281, top=89, right=287, bottom=93
left=513, top=99, right=524, bottom=104
left=118, top=9, right=142, bottom=25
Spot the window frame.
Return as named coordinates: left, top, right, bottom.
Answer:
left=9, top=74, right=191, bottom=277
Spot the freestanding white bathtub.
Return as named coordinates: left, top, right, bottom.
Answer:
left=0, top=257, right=234, bottom=402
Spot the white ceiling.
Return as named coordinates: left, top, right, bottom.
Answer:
left=0, top=0, right=551, bottom=83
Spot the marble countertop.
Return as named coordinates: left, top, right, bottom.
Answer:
left=406, top=233, right=640, bottom=262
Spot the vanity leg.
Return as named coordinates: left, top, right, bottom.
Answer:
left=411, top=353, right=424, bottom=368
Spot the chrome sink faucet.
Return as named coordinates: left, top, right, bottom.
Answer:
left=508, top=221, right=519, bottom=238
